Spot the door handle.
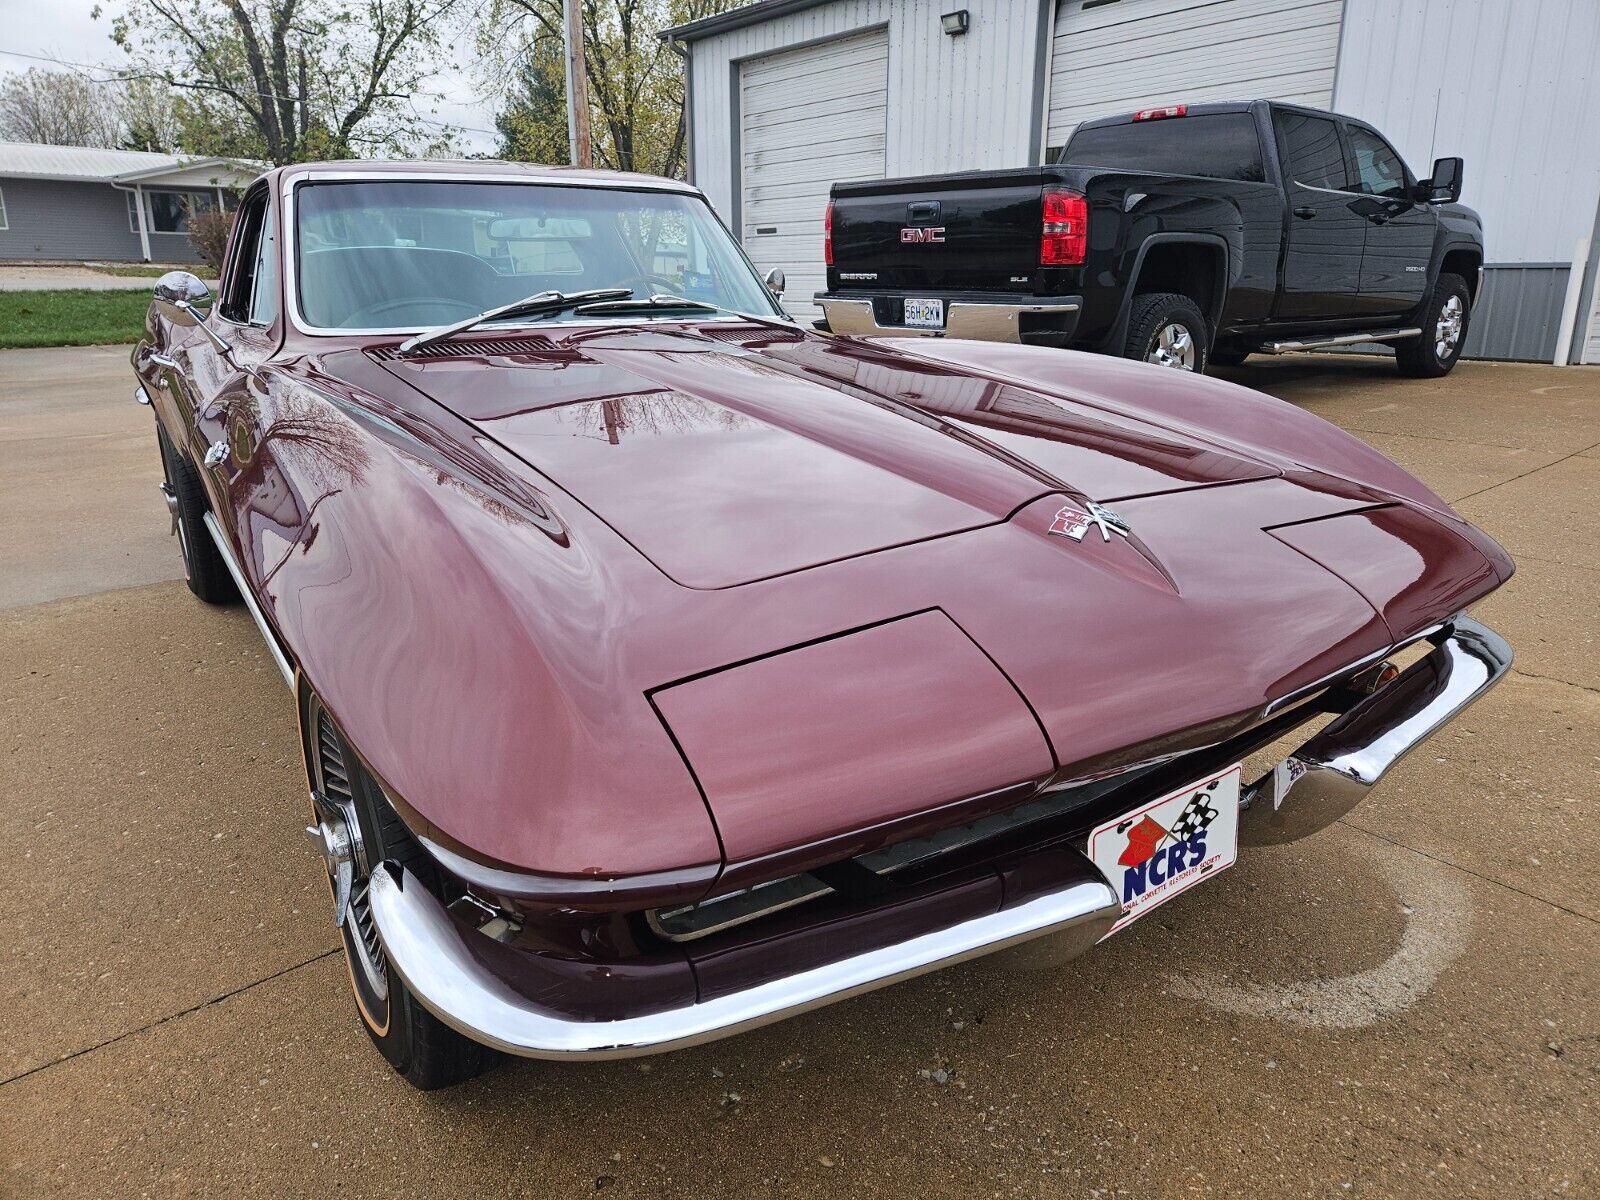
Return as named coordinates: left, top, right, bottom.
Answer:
left=203, top=439, right=231, bottom=469
left=1293, top=205, right=1317, bottom=220
left=1366, top=213, right=1390, bottom=225
left=148, top=351, right=180, bottom=370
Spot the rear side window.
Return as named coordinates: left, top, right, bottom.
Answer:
left=1059, top=114, right=1266, bottom=183
left=1276, top=112, right=1350, bottom=191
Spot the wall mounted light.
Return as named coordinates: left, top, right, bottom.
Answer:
left=941, top=9, right=970, bottom=35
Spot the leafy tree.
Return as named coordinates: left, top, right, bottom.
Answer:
left=481, top=0, right=735, bottom=178
left=102, top=0, right=465, bottom=164
left=0, top=68, right=124, bottom=147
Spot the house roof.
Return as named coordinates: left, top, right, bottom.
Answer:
left=0, top=141, right=260, bottom=187
left=661, top=0, right=832, bottom=43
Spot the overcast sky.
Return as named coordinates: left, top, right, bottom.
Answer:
left=0, top=0, right=499, bottom=153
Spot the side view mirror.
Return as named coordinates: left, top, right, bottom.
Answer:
left=153, top=270, right=237, bottom=360
left=764, top=267, right=785, bottom=298
left=1421, top=156, right=1463, bottom=204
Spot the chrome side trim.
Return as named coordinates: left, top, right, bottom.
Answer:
left=201, top=511, right=295, bottom=688
left=818, top=296, right=1081, bottom=343
left=1241, top=616, right=1511, bottom=845
left=1261, top=328, right=1422, bottom=354
left=368, top=859, right=1121, bottom=1059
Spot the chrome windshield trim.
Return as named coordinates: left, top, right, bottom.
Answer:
left=368, top=856, right=1120, bottom=1060
left=279, top=173, right=781, bottom=340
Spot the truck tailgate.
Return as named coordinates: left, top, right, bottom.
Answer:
left=832, top=167, right=1049, bottom=291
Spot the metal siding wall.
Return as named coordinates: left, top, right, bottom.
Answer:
left=688, top=0, right=1043, bottom=222
left=1462, top=265, right=1569, bottom=363
left=1333, top=0, right=1600, bottom=265
left=1047, top=0, right=1343, bottom=149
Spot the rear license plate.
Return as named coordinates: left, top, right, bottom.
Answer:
left=1088, top=764, right=1240, bottom=936
left=903, top=298, right=944, bottom=329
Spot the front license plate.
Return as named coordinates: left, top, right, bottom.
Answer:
left=1089, top=764, right=1241, bottom=936
left=903, top=298, right=944, bottom=328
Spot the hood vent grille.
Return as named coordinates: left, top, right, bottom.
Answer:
left=369, top=335, right=559, bottom=361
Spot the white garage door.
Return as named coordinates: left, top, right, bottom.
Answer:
left=1046, top=0, right=1344, bottom=153
left=740, top=28, right=887, bottom=322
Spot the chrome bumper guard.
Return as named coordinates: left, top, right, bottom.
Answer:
left=367, top=856, right=1120, bottom=1060
left=1240, top=616, right=1511, bottom=845
left=818, top=296, right=1081, bottom=342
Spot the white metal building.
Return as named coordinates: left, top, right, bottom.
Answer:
left=665, top=0, right=1600, bottom=363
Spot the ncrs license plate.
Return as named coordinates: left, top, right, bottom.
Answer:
left=902, top=298, right=944, bottom=329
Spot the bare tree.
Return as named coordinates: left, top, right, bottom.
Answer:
left=482, top=0, right=733, bottom=178
left=0, top=68, right=125, bottom=147
left=104, top=0, right=465, bottom=164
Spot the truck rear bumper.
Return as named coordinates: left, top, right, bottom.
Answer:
left=817, top=293, right=1081, bottom=343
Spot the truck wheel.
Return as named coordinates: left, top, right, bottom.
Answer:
left=306, top=697, right=494, bottom=1091
left=156, top=422, right=238, bottom=605
left=1396, top=274, right=1470, bottom=377
left=1125, top=293, right=1209, bottom=372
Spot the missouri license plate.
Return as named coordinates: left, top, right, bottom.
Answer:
left=1088, top=764, right=1241, bottom=936
left=903, top=298, right=944, bottom=328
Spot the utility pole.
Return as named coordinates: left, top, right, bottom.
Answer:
left=563, top=0, right=593, bottom=168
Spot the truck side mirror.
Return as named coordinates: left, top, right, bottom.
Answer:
left=1423, top=157, right=1463, bottom=204
left=764, top=267, right=785, bottom=298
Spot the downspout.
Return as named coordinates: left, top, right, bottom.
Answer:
left=111, top=181, right=153, bottom=262
left=665, top=33, right=695, bottom=185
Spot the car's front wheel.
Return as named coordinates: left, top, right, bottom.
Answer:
left=155, top=423, right=237, bottom=605
left=1396, top=273, right=1470, bottom=377
left=304, top=697, right=494, bottom=1090
left=1124, top=292, right=1210, bottom=373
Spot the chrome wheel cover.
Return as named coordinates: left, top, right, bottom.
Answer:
left=1147, top=322, right=1197, bottom=370
left=307, top=708, right=388, bottom=1007
left=1435, top=293, right=1465, bottom=359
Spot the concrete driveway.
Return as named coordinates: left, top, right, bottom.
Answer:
left=1, top=346, right=1596, bottom=1198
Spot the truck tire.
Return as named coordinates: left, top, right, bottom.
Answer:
left=156, top=422, right=239, bottom=605
left=1124, top=293, right=1209, bottom=372
left=1396, top=273, right=1470, bottom=377
left=1209, top=343, right=1254, bottom=367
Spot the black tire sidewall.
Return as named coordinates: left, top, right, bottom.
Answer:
left=155, top=422, right=238, bottom=604
left=1125, top=293, right=1210, bottom=373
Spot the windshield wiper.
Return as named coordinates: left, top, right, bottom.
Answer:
left=572, top=293, right=797, bottom=331
left=397, top=288, right=632, bottom=356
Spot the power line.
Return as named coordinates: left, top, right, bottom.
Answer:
left=0, top=45, right=501, bottom=138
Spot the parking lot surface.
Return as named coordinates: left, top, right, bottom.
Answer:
left=2, top=346, right=1596, bottom=1198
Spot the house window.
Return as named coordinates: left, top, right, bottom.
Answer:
left=126, top=190, right=139, bottom=232
left=0, top=185, right=8, bottom=230
left=141, top=189, right=217, bottom=234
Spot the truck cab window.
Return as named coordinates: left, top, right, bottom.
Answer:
left=1276, top=113, right=1349, bottom=191
left=1345, top=125, right=1411, bottom=199
left=1061, top=114, right=1265, bottom=183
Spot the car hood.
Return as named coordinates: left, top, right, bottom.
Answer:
left=373, top=324, right=1281, bottom=588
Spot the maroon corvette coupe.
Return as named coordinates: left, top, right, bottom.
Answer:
left=132, top=162, right=1512, bottom=1089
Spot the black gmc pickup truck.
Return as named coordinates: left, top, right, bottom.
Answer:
left=816, top=100, right=1482, bottom=376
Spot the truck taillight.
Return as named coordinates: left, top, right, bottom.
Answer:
left=1133, top=104, right=1187, bottom=121
left=824, top=200, right=834, bottom=267
left=1041, top=189, right=1087, bottom=266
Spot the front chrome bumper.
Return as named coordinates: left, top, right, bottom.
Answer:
left=1240, top=616, right=1511, bottom=845
left=817, top=295, right=1081, bottom=342
left=368, top=616, right=1510, bottom=1060
left=368, top=854, right=1119, bottom=1060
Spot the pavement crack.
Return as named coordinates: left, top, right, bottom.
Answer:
left=0, top=946, right=341, bottom=1090
left=1449, top=439, right=1600, bottom=504
left=1339, top=821, right=1598, bottom=926
left=1510, top=666, right=1600, bottom=696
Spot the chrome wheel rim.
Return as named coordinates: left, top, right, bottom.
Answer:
left=1147, top=322, right=1197, bottom=370
left=1435, top=293, right=1465, bottom=359
left=308, top=707, right=388, bottom=1010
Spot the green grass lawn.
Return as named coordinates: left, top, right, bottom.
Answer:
left=0, top=289, right=149, bottom=349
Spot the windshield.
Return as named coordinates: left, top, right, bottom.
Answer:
left=293, top=180, right=780, bottom=330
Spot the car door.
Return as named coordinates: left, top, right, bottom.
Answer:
left=1344, top=122, right=1436, bottom=318
left=180, top=186, right=289, bottom=551
left=1272, top=109, right=1367, bottom=320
